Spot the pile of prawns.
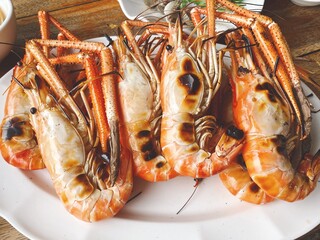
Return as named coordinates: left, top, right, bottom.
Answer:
left=1, top=0, right=320, bottom=222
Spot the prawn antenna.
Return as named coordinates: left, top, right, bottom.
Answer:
left=126, top=191, right=143, bottom=204
left=241, top=34, right=254, bottom=60
left=217, top=26, right=242, bottom=43
left=10, top=49, right=23, bottom=61
left=104, top=33, right=114, bottom=47
left=69, top=70, right=122, bottom=95
left=297, top=48, right=320, bottom=58
left=0, top=41, right=24, bottom=49
left=176, top=178, right=203, bottom=215
left=12, top=76, right=28, bottom=89
left=273, top=56, right=280, bottom=77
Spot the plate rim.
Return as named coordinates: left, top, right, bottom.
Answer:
left=118, top=0, right=266, bottom=20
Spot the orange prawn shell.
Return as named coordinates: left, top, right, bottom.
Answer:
left=161, top=49, right=205, bottom=116
left=0, top=65, right=44, bottom=170
left=231, top=70, right=291, bottom=137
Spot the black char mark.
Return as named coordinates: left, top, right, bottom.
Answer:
left=236, top=154, right=247, bottom=170
left=256, top=82, right=281, bottom=103
left=137, top=130, right=158, bottom=161
left=178, top=122, right=194, bottom=143
left=178, top=58, right=201, bottom=95
left=226, top=125, right=244, bottom=140
left=2, top=117, right=25, bottom=140
left=271, top=135, right=287, bottom=156
left=137, top=130, right=151, bottom=138
left=156, top=161, right=165, bottom=168
left=179, top=74, right=200, bottom=95
left=183, top=58, right=194, bottom=72
left=249, top=182, right=260, bottom=193
left=141, top=140, right=158, bottom=161
left=238, top=66, right=250, bottom=74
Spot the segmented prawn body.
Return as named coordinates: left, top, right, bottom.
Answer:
left=185, top=0, right=319, bottom=203
left=114, top=36, right=178, bottom=182
left=19, top=35, right=134, bottom=221
left=219, top=160, right=274, bottom=204
left=0, top=58, right=44, bottom=170
left=215, top=84, right=274, bottom=204
left=227, top=30, right=320, bottom=201
left=24, top=72, right=132, bottom=221
left=0, top=11, right=133, bottom=221
left=159, top=14, right=244, bottom=178
left=115, top=20, right=183, bottom=182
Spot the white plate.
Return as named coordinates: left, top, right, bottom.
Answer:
left=118, top=0, right=266, bottom=31
left=1, top=37, right=320, bottom=240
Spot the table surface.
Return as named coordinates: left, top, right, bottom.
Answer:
left=0, top=0, right=320, bottom=239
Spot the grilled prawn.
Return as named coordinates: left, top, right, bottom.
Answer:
left=226, top=29, right=320, bottom=202
left=117, top=21, right=178, bottom=181
left=21, top=39, right=133, bottom=221
left=159, top=1, right=244, bottom=178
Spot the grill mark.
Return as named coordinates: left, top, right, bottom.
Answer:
left=156, top=161, right=165, bottom=168
left=256, top=82, right=281, bottom=103
left=249, top=182, right=260, bottom=193
left=182, top=58, right=194, bottom=72
left=178, top=122, right=194, bottom=143
left=2, top=117, right=25, bottom=140
left=137, top=130, right=151, bottom=138
left=141, top=140, right=158, bottom=161
left=178, top=73, right=200, bottom=95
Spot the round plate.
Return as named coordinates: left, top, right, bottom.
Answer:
left=0, top=36, right=320, bottom=240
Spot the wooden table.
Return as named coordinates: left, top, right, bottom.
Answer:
left=0, top=0, right=320, bottom=239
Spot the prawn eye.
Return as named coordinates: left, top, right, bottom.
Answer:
left=226, top=125, right=244, bottom=140
left=30, top=107, right=37, bottom=114
left=166, top=44, right=173, bottom=52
